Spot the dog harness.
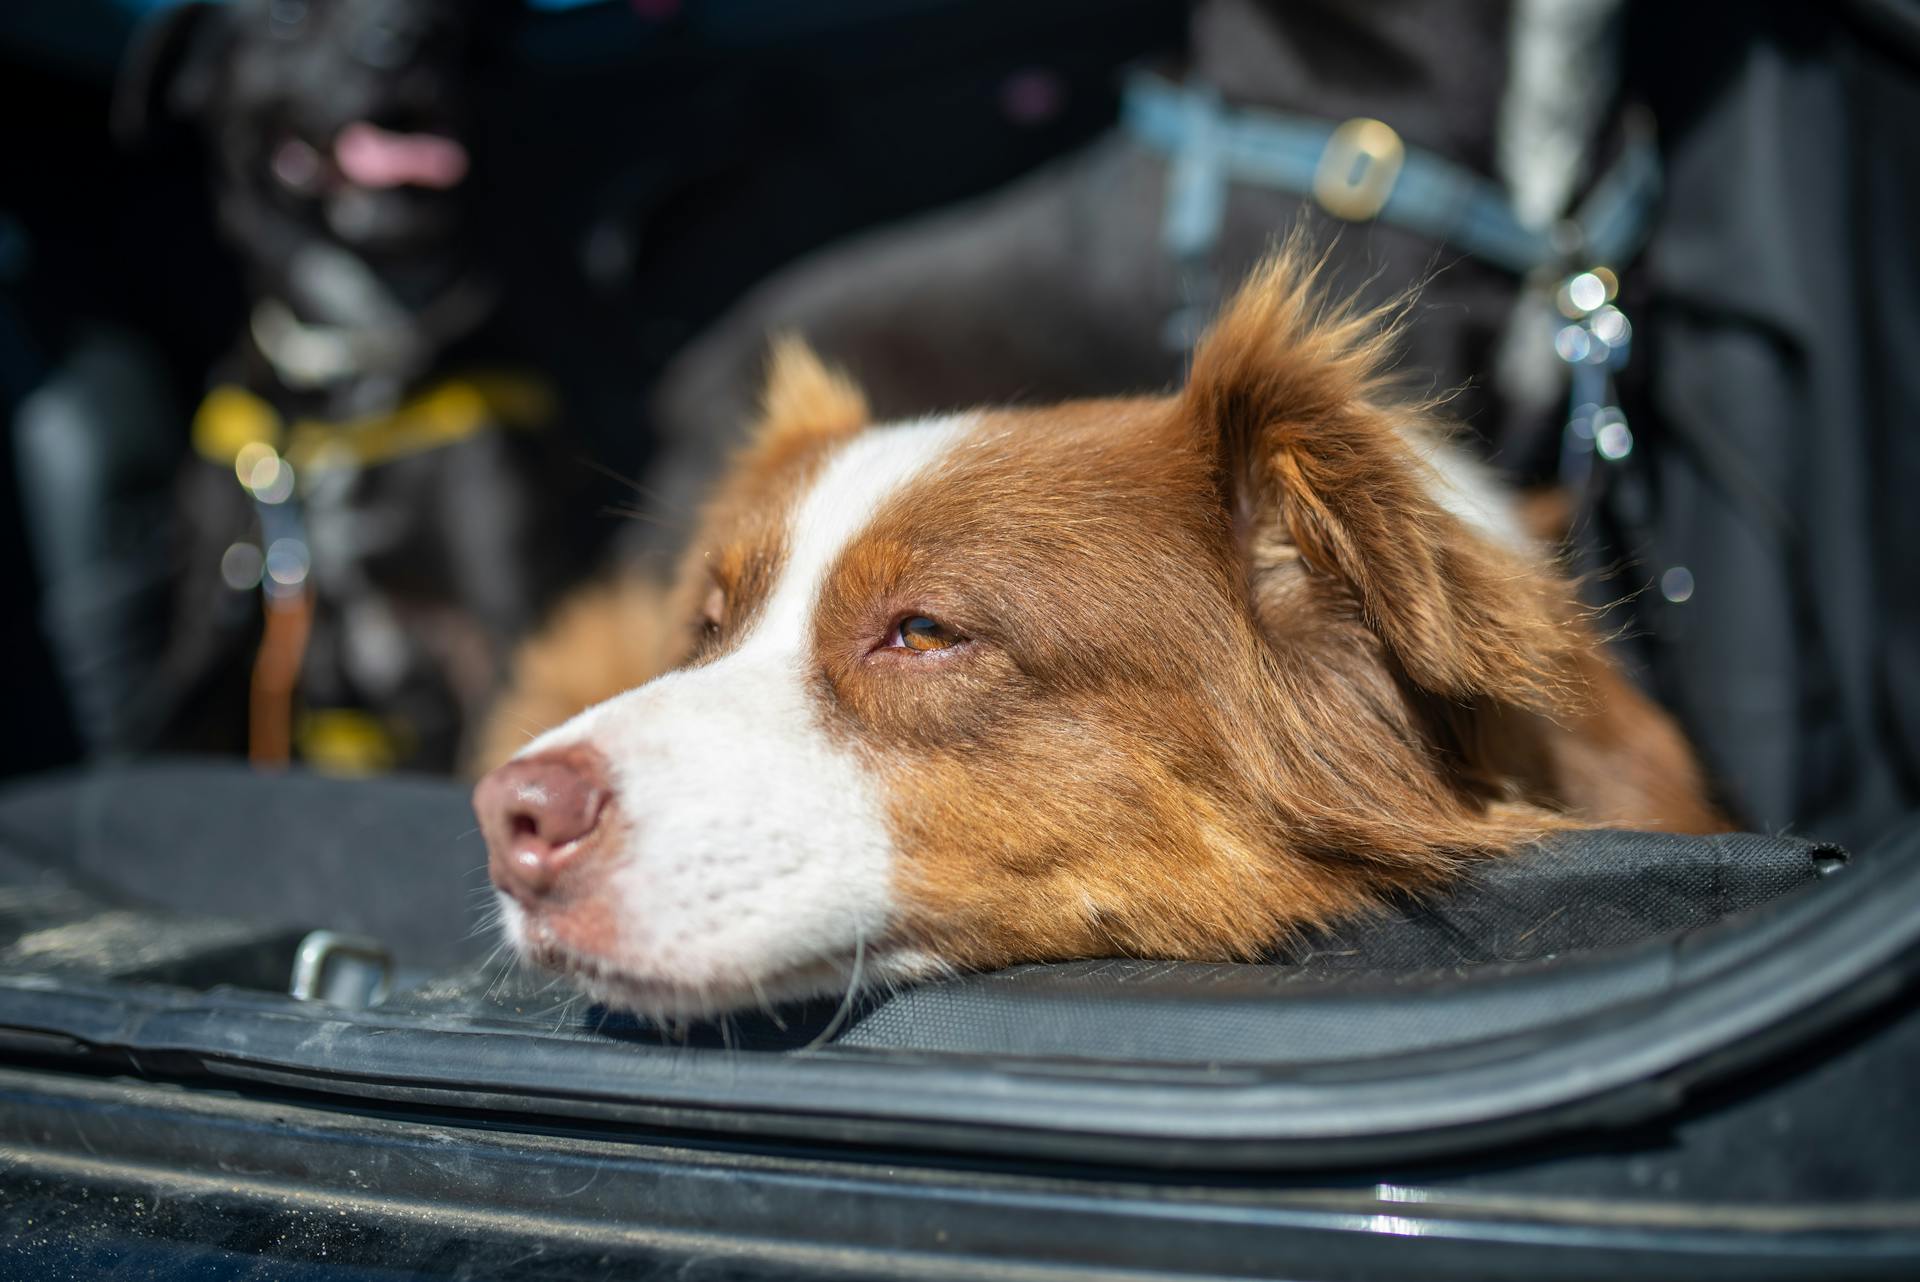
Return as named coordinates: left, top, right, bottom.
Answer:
left=1121, top=71, right=1660, bottom=278
left=190, top=372, right=555, bottom=770
left=1123, top=72, right=1658, bottom=494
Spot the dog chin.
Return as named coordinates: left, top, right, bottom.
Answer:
left=495, top=894, right=928, bottom=1022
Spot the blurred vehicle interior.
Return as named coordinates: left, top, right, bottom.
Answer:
left=2, top=2, right=1919, bottom=1278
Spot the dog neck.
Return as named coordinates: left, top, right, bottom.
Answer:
left=248, top=270, right=493, bottom=412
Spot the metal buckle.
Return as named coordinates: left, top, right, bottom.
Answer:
left=1312, top=118, right=1405, bottom=222
left=290, top=930, right=394, bottom=1008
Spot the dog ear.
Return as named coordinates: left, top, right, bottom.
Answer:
left=113, top=1, right=228, bottom=149
left=1183, top=248, right=1583, bottom=714
left=756, top=335, right=871, bottom=441
left=753, top=334, right=869, bottom=445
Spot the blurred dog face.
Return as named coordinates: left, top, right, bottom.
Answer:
left=473, top=253, right=1719, bottom=1021
left=125, top=0, right=493, bottom=269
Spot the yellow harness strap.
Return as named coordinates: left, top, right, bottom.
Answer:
left=192, top=372, right=555, bottom=479
left=192, top=371, right=554, bottom=773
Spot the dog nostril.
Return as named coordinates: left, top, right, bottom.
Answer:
left=474, top=749, right=611, bottom=901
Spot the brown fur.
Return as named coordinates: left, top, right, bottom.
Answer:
left=474, top=337, right=874, bottom=772
left=757, top=333, right=870, bottom=440
left=480, top=246, right=1723, bottom=974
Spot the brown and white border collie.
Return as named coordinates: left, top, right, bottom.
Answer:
left=473, top=249, right=1723, bottom=1019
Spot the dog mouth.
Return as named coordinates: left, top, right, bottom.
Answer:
left=270, top=121, right=468, bottom=196
left=519, top=927, right=884, bottom=1022
left=332, top=120, right=469, bottom=190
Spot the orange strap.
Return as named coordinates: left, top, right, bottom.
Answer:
left=249, top=589, right=315, bottom=768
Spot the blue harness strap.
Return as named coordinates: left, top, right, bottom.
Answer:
left=1124, top=74, right=1663, bottom=494
left=1122, top=72, right=1660, bottom=278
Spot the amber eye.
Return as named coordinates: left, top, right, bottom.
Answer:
left=894, top=615, right=960, bottom=653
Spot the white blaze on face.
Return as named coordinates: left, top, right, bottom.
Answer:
left=502, top=415, right=974, bottom=1011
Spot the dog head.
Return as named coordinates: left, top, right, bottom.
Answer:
left=118, top=0, right=505, bottom=301
left=475, top=251, right=1593, bottom=1018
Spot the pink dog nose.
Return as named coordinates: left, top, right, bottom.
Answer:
left=475, top=749, right=610, bottom=903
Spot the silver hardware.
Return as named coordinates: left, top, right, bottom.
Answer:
left=1660, top=566, right=1696, bottom=604
left=1555, top=272, right=1636, bottom=489
left=264, top=537, right=311, bottom=590
left=1595, top=413, right=1634, bottom=461
left=1554, top=323, right=1593, bottom=364
left=220, top=542, right=265, bottom=592
left=1313, top=118, right=1406, bottom=221
left=1565, top=271, right=1608, bottom=314
left=290, top=930, right=394, bottom=1008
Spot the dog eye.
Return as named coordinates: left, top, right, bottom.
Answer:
left=892, top=615, right=960, bottom=653
left=699, top=584, right=726, bottom=635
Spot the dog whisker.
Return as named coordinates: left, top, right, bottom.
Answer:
left=799, top=931, right=865, bottom=1054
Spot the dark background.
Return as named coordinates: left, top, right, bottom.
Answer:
left=4, top=0, right=1917, bottom=852
left=0, top=0, right=1188, bottom=778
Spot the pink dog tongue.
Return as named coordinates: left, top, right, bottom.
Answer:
left=334, top=121, right=469, bottom=189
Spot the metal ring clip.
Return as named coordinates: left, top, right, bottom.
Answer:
left=290, top=929, right=394, bottom=1008
left=1313, top=118, right=1405, bottom=222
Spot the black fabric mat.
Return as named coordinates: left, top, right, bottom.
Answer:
left=0, top=760, right=492, bottom=971
left=1284, top=829, right=1842, bottom=969
left=0, top=761, right=1844, bottom=981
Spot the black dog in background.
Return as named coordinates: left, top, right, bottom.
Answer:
left=116, top=0, right=601, bottom=772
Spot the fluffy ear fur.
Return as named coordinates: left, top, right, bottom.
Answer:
left=755, top=335, right=869, bottom=446
left=1184, top=249, right=1586, bottom=719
